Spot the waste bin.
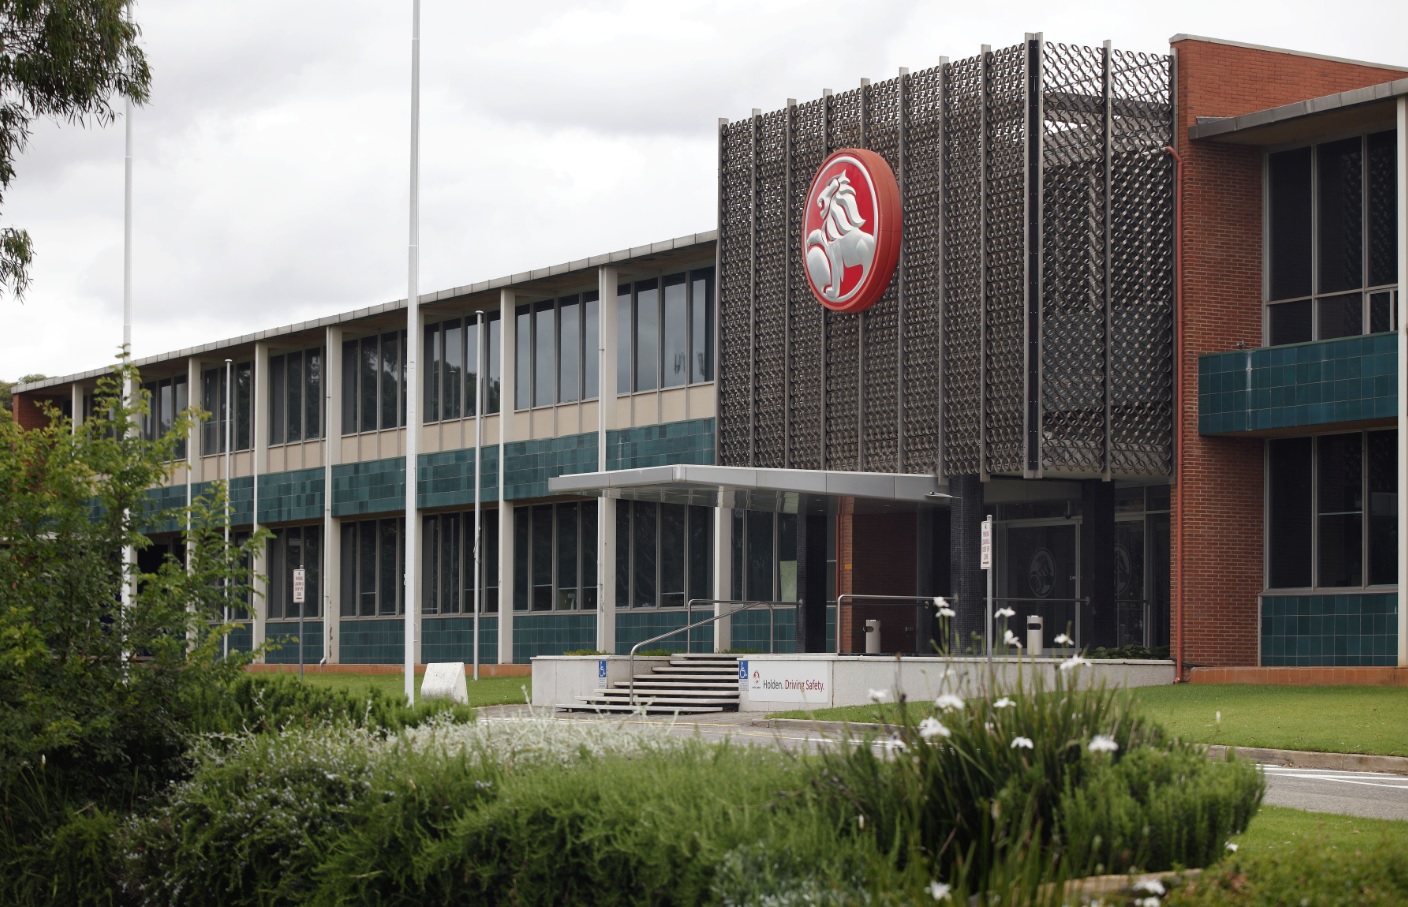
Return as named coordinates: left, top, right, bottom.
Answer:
left=864, top=619, right=881, bottom=655
left=1026, top=615, right=1043, bottom=657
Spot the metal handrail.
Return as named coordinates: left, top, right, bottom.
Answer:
left=835, top=593, right=947, bottom=656
left=628, top=598, right=796, bottom=706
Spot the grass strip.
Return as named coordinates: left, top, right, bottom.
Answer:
left=296, top=672, right=531, bottom=709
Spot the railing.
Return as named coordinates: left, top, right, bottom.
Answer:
left=835, top=594, right=948, bottom=656
left=989, top=596, right=1087, bottom=656
left=628, top=598, right=797, bottom=706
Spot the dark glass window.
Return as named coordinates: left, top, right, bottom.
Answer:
left=558, top=296, right=581, bottom=404
left=343, top=334, right=406, bottom=435
left=515, top=305, right=532, bottom=410
left=486, top=312, right=502, bottom=414
left=424, top=325, right=441, bottom=422
left=1268, top=437, right=1312, bottom=589
left=270, top=356, right=287, bottom=445
left=141, top=375, right=188, bottom=460
left=339, top=518, right=407, bottom=618
left=1317, top=138, right=1363, bottom=295
left=556, top=503, right=579, bottom=610
left=634, top=279, right=660, bottom=392
left=342, top=340, right=357, bottom=434
left=583, top=292, right=600, bottom=400
left=1317, top=433, right=1364, bottom=588
left=513, top=508, right=530, bottom=611
left=616, top=285, right=632, bottom=394
left=359, top=337, right=378, bottom=433
left=379, top=332, right=401, bottom=431
left=688, top=506, right=711, bottom=602
left=660, top=503, right=686, bottom=607
left=615, top=501, right=712, bottom=608
left=1268, top=147, right=1312, bottom=302
left=425, top=312, right=497, bottom=422
left=533, top=302, right=555, bottom=408
left=464, top=317, right=479, bottom=418
left=1367, top=130, right=1398, bottom=288
left=661, top=274, right=688, bottom=389
left=745, top=510, right=774, bottom=600
left=690, top=269, right=714, bottom=383
left=1268, top=300, right=1312, bottom=346
left=421, top=510, right=500, bottom=615
left=616, top=503, right=631, bottom=608
left=285, top=352, right=303, bottom=443
left=443, top=321, right=463, bottom=419
left=1317, top=293, right=1362, bottom=340
left=632, top=500, right=657, bottom=608
left=1367, top=430, right=1397, bottom=586
left=201, top=362, right=253, bottom=455
left=508, top=503, right=595, bottom=613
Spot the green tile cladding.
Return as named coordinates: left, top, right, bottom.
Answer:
left=1261, top=594, right=1397, bottom=666
left=423, top=616, right=498, bottom=665
left=140, top=483, right=191, bottom=534
left=512, top=612, right=596, bottom=663
left=332, top=459, right=405, bottom=517
left=606, top=418, right=715, bottom=470
left=340, top=618, right=405, bottom=664
left=614, top=609, right=715, bottom=655
left=419, top=446, right=499, bottom=510
left=1199, top=334, right=1396, bottom=435
left=258, top=467, right=324, bottom=524
left=501, top=433, right=598, bottom=501
left=332, top=447, right=501, bottom=516
left=266, top=621, right=324, bottom=664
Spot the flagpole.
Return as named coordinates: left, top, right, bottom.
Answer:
left=403, top=0, right=422, bottom=706
left=120, top=91, right=135, bottom=646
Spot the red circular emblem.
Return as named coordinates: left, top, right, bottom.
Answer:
left=801, top=148, right=902, bottom=314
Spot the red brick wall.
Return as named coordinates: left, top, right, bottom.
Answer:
left=11, top=392, right=48, bottom=430
left=1172, top=38, right=1405, bottom=673
left=837, top=506, right=918, bottom=652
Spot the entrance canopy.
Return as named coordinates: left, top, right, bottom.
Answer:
left=547, top=464, right=946, bottom=514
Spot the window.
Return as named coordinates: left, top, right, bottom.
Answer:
left=341, top=331, right=407, bottom=435
left=266, top=525, right=322, bottom=619
left=513, top=291, right=600, bottom=410
left=140, top=374, right=188, bottom=459
left=1266, top=131, right=1398, bottom=345
left=729, top=510, right=798, bottom=602
left=201, top=361, right=252, bottom=455
left=422, top=510, right=500, bottom=614
left=614, top=501, right=712, bottom=608
left=424, top=311, right=501, bottom=423
left=617, top=266, right=714, bottom=394
left=1266, top=430, right=1397, bottom=590
left=339, top=518, right=405, bottom=616
left=269, top=348, right=323, bottom=445
left=511, top=502, right=598, bottom=611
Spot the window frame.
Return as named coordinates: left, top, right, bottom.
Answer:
left=1264, top=130, right=1399, bottom=346
left=617, top=265, right=716, bottom=395
left=423, top=310, right=500, bottom=424
left=615, top=500, right=715, bottom=609
left=1263, top=428, right=1398, bottom=592
left=510, top=501, right=599, bottom=611
left=512, top=291, right=601, bottom=412
left=268, top=347, right=324, bottom=447
left=340, top=331, right=408, bottom=436
left=201, top=361, right=253, bottom=455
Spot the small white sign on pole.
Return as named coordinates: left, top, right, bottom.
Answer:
left=292, top=568, right=306, bottom=604
left=980, top=519, right=992, bottom=570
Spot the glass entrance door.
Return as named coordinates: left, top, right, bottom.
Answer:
left=1114, top=519, right=1146, bottom=647
left=1000, top=523, right=1078, bottom=649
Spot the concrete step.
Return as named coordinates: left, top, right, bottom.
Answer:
left=586, top=690, right=739, bottom=703
left=651, top=664, right=740, bottom=674
left=617, top=680, right=739, bottom=690
left=556, top=702, right=726, bottom=714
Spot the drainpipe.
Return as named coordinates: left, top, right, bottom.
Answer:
left=1164, top=143, right=1184, bottom=682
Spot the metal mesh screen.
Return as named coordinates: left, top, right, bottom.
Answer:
left=717, top=36, right=1172, bottom=481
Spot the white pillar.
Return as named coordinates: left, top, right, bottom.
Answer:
left=498, top=289, right=516, bottom=662
left=324, top=326, right=343, bottom=664
left=596, top=265, right=619, bottom=653
left=713, top=497, right=734, bottom=652
left=1396, top=96, right=1407, bottom=667
left=251, top=342, right=270, bottom=652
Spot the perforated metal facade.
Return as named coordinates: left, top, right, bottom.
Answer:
left=717, top=36, right=1174, bottom=480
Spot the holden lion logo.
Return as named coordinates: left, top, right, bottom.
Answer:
left=801, top=148, right=902, bottom=314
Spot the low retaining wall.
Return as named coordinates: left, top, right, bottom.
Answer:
left=1189, top=666, right=1408, bottom=686
left=531, top=654, right=1175, bottom=711
left=247, top=663, right=532, bottom=678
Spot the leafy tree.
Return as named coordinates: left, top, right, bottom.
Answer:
left=0, top=372, right=45, bottom=411
left=0, top=364, right=263, bottom=898
left=1, top=0, right=149, bottom=299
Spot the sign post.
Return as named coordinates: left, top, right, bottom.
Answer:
left=980, top=517, right=993, bottom=666
left=293, top=566, right=306, bottom=680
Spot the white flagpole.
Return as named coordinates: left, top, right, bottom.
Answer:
left=120, top=91, right=136, bottom=636
left=403, top=0, right=422, bottom=705
left=473, top=311, right=483, bottom=682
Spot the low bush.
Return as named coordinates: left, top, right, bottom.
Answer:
left=1166, top=836, right=1408, bottom=905
left=1086, top=644, right=1172, bottom=660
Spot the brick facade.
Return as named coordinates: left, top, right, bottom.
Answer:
left=10, top=392, right=48, bottom=430
left=1172, top=38, right=1405, bottom=673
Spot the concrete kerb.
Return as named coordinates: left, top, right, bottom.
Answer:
left=753, top=719, right=1408, bottom=775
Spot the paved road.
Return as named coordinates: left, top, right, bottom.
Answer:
left=1260, top=765, right=1408, bottom=821
left=532, top=709, right=1408, bottom=821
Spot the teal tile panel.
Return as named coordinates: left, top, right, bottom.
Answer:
left=502, top=433, right=598, bottom=501
left=1199, top=334, right=1397, bottom=435
left=418, top=446, right=500, bottom=509
left=423, top=616, right=499, bottom=665
left=731, top=608, right=798, bottom=654
left=266, top=621, right=325, bottom=664
left=257, top=467, right=325, bottom=525
left=614, top=609, right=717, bottom=655
left=332, top=459, right=406, bottom=518
left=606, top=418, right=716, bottom=471
left=1260, top=593, right=1397, bottom=666
left=511, top=612, right=597, bottom=662
left=140, top=483, right=191, bottom=535
left=340, top=618, right=406, bottom=664
left=226, top=623, right=254, bottom=655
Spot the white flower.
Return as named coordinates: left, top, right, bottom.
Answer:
left=934, top=693, right=965, bottom=711
left=1216, top=710, right=1222, bottom=725
left=882, top=735, right=907, bottom=751
left=1088, top=735, right=1119, bottom=754
left=995, top=607, right=1016, bottom=619
left=1010, top=736, right=1034, bottom=749
left=1054, top=633, right=1072, bottom=645
left=919, top=716, right=951, bottom=740
left=1135, top=898, right=1160, bottom=907
left=1133, top=879, right=1166, bottom=896
left=1059, top=654, right=1090, bottom=671
left=993, top=697, right=1015, bottom=709
left=1003, top=629, right=1022, bottom=648
left=868, top=688, right=889, bottom=703
left=1225, top=841, right=1239, bottom=852
left=928, top=880, right=951, bottom=901
left=937, top=605, right=956, bottom=618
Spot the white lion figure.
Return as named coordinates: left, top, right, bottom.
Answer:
left=805, top=172, right=875, bottom=302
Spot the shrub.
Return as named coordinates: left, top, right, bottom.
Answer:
left=1166, top=837, right=1408, bottom=905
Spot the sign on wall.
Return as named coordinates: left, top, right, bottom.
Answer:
left=801, top=148, right=902, bottom=314
left=745, top=660, right=830, bottom=703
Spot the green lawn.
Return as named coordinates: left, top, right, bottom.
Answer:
left=297, top=672, right=531, bottom=708
left=1234, top=805, right=1408, bottom=853
left=770, top=685, right=1408, bottom=756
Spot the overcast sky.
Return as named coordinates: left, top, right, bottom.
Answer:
left=4, top=0, right=1404, bottom=381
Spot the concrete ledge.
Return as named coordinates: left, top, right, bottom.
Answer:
left=1207, top=745, right=1408, bottom=775
left=246, top=663, right=531, bottom=677
left=1189, top=666, right=1408, bottom=686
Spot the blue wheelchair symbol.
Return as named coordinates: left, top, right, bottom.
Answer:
left=598, top=659, right=607, bottom=680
